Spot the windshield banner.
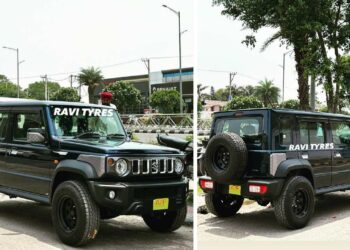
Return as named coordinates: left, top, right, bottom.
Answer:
left=52, top=107, right=113, bottom=117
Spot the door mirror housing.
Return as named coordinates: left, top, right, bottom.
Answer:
left=27, top=128, right=46, bottom=144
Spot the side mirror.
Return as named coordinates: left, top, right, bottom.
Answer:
left=27, top=128, right=46, bottom=144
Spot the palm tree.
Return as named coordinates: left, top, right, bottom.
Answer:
left=78, top=66, right=103, bottom=104
left=254, top=79, right=280, bottom=107
left=197, top=84, right=209, bottom=101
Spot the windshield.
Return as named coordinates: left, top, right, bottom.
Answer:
left=49, top=105, right=126, bottom=140
left=214, top=116, right=263, bottom=144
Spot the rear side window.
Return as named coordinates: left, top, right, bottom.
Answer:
left=278, top=117, right=293, bottom=149
left=331, top=122, right=350, bottom=146
left=0, top=112, right=9, bottom=140
left=299, top=121, right=326, bottom=144
left=13, top=112, right=45, bottom=142
left=215, top=116, right=263, bottom=144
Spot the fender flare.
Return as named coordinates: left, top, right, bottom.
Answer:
left=50, top=159, right=98, bottom=193
left=275, top=159, right=314, bottom=179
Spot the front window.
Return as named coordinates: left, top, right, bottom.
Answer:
left=215, top=116, right=263, bottom=144
left=49, top=106, right=126, bottom=140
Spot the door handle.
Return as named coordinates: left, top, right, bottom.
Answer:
left=334, top=152, right=342, bottom=158
left=301, top=153, right=308, bottom=159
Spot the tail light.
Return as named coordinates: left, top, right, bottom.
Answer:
left=200, top=179, right=214, bottom=189
left=249, top=184, right=267, bottom=194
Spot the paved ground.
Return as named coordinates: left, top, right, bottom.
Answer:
left=198, top=191, right=350, bottom=249
left=0, top=194, right=192, bottom=250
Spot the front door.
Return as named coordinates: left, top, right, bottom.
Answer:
left=297, top=119, right=332, bottom=188
left=3, top=108, right=55, bottom=196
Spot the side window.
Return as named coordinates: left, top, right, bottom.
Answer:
left=0, top=112, right=9, bottom=141
left=278, top=117, right=293, bottom=148
left=299, top=121, right=326, bottom=144
left=13, top=112, right=45, bottom=142
left=331, top=122, right=350, bottom=146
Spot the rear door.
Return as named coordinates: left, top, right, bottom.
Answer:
left=296, top=119, right=332, bottom=188
left=330, top=120, right=350, bottom=186
left=0, top=108, right=10, bottom=182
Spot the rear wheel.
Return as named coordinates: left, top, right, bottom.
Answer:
left=52, top=180, right=100, bottom=246
left=273, top=176, right=315, bottom=229
left=142, top=205, right=187, bottom=232
left=205, top=193, right=243, bottom=217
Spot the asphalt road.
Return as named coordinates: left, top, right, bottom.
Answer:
left=198, top=191, right=350, bottom=248
left=0, top=194, right=192, bottom=250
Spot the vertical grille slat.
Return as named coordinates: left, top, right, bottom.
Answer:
left=131, top=157, right=177, bottom=175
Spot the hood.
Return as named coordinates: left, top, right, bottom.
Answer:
left=58, top=138, right=181, bottom=155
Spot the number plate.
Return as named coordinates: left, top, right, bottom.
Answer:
left=153, top=198, right=169, bottom=210
left=229, top=185, right=241, bottom=195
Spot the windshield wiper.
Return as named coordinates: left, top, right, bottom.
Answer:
left=74, top=132, right=103, bottom=139
left=106, top=133, right=126, bottom=139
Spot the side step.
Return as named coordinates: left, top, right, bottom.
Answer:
left=0, top=186, right=50, bottom=204
left=316, top=183, right=350, bottom=195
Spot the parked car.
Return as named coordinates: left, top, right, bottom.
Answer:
left=0, top=99, right=188, bottom=246
left=199, top=108, right=350, bottom=229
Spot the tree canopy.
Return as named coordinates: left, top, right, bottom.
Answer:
left=78, top=67, right=103, bottom=104
left=51, top=87, right=80, bottom=102
left=150, top=89, right=184, bottom=113
left=224, top=96, right=263, bottom=110
left=26, top=81, right=60, bottom=100
left=254, top=79, right=280, bottom=107
left=106, top=81, right=142, bottom=113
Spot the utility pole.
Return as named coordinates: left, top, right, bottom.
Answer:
left=162, top=4, right=183, bottom=113
left=69, top=75, right=74, bottom=88
left=229, top=72, right=236, bottom=101
left=3, top=46, right=21, bottom=98
left=41, top=75, right=48, bottom=100
left=142, top=58, right=152, bottom=112
left=282, top=50, right=293, bottom=103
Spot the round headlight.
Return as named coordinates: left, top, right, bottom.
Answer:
left=174, top=158, right=184, bottom=174
left=115, top=159, right=130, bottom=177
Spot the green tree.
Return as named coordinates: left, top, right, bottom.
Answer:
left=280, top=99, right=300, bottom=110
left=78, top=66, right=103, bottom=104
left=254, top=79, right=280, bottom=107
left=51, top=87, right=80, bottom=102
left=224, top=96, right=263, bottom=110
left=0, top=75, right=23, bottom=97
left=107, top=81, right=142, bottom=113
left=26, top=81, right=60, bottom=100
left=150, top=89, right=183, bottom=113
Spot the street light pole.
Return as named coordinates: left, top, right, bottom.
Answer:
left=282, top=50, right=293, bottom=103
left=142, top=58, right=152, bottom=112
left=3, top=46, right=20, bottom=98
left=162, top=4, right=183, bottom=113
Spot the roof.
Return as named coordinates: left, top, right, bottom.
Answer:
left=0, top=98, right=112, bottom=109
left=214, top=108, right=350, bottom=119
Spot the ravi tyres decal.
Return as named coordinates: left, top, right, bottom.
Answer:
left=289, top=143, right=334, bottom=151
left=52, top=107, right=114, bottom=117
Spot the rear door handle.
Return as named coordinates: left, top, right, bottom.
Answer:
left=301, top=153, right=308, bottom=159
left=334, top=152, right=342, bottom=158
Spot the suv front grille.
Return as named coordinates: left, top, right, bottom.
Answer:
left=130, top=158, right=176, bottom=176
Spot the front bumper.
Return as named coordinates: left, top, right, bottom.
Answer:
left=199, top=176, right=284, bottom=200
left=88, top=178, right=188, bottom=215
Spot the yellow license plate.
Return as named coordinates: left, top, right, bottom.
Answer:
left=153, top=198, right=169, bottom=211
left=229, top=185, right=241, bottom=195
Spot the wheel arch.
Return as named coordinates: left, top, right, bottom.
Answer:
left=275, top=159, right=314, bottom=187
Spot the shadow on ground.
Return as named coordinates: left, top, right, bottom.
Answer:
left=199, top=192, right=350, bottom=240
left=0, top=195, right=192, bottom=250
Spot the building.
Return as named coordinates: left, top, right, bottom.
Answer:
left=95, top=67, right=193, bottom=114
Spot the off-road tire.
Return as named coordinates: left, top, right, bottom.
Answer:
left=205, top=193, right=244, bottom=217
left=100, top=207, right=119, bottom=220
left=204, top=133, right=247, bottom=182
left=52, top=180, right=100, bottom=246
left=142, top=205, right=187, bottom=232
left=274, top=176, right=315, bottom=229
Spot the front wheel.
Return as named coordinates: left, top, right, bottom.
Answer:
left=273, top=176, right=315, bottom=229
left=205, top=193, right=243, bottom=217
left=142, top=205, right=187, bottom=232
left=52, top=180, right=100, bottom=246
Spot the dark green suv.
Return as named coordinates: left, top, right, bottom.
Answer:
left=199, top=108, right=350, bottom=229
left=0, top=99, right=188, bottom=246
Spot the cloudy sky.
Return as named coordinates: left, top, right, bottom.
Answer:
left=0, top=0, right=193, bottom=101
left=198, top=0, right=324, bottom=103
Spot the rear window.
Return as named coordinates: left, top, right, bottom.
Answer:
left=214, top=116, right=263, bottom=144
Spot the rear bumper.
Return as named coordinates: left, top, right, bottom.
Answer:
left=88, top=178, right=188, bottom=215
left=199, top=176, right=284, bottom=200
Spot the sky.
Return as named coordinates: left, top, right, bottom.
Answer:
left=198, top=0, right=325, bottom=103
left=0, top=0, right=193, bottom=101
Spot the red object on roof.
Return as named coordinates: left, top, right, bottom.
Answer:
left=100, top=92, right=113, bottom=99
